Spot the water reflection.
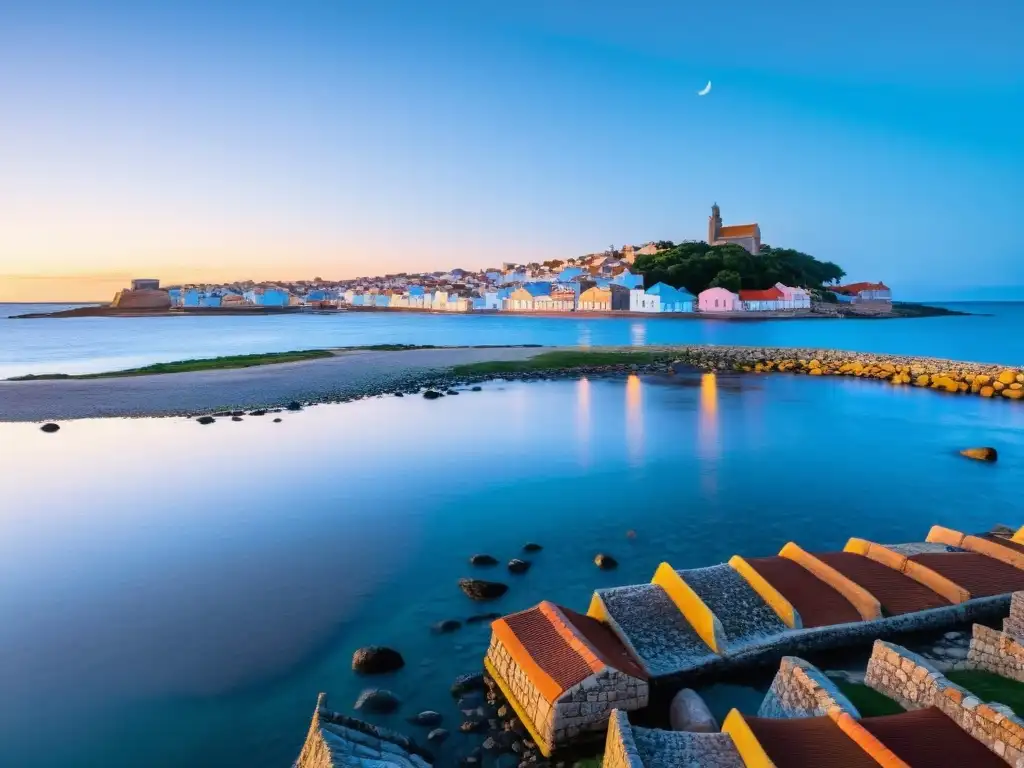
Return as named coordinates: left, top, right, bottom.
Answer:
left=625, top=374, right=644, bottom=466
left=630, top=322, right=647, bottom=347
left=698, top=373, right=720, bottom=496
left=576, top=324, right=592, bottom=348
left=576, top=377, right=591, bottom=467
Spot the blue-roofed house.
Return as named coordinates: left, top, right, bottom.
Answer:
left=557, top=266, right=585, bottom=282
left=611, top=267, right=644, bottom=290
left=505, top=282, right=551, bottom=311
left=245, top=288, right=291, bottom=307
left=167, top=288, right=182, bottom=306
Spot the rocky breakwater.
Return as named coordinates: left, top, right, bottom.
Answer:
left=675, top=346, right=1024, bottom=402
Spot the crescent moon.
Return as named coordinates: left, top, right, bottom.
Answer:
left=698, top=81, right=712, bottom=96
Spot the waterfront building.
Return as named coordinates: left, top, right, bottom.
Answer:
left=578, top=284, right=629, bottom=311
left=611, top=267, right=644, bottom=290
left=707, top=203, right=761, bottom=254
left=698, top=286, right=742, bottom=312
left=650, top=282, right=695, bottom=312
left=244, top=288, right=291, bottom=307
left=629, top=288, right=660, bottom=313
left=557, top=266, right=584, bottom=282
left=775, top=282, right=812, bottom=309
left=739, top=286, right=784, bottom=311
left=833, top=281, right=892, bottom=303
left=110, top=278, right=172, bottom=310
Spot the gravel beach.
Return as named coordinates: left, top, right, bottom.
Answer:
left=0, top=346, right=546, bottom=422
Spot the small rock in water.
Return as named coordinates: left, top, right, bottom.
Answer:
left=460, top=719, right=487, bottom=734
left=523, top=543, right=543, bottom=552
left=423, top=390, right=444, bottom=400
left=626, top=530, right=637, bottom=540
left=451, top=673, right=486, bottom=697
left=459, top=579, right=509, bottom=601
left=960, top=446, right=998, bottom=462
left=466, top=612, right=502, bottom=624
left=40, top=423, right=60, bottom=433
left=354, top=689, right=401, bottom=714
left=470, top=554, right=498, bottom=566
left=427, top=728, right=449, bottom=743
left=286, top=401, right=303, bottom=411
left=471, top=386, right=482, bottom=392
left=352, top=646, right=405, bottom=674
left=407, top=711, right=443, bottom=727
left=594, top=553, right=618, bottom=570
left=272, top=417, right=282, bottom=423
left=944, top=631, right=964, bottom=641
left=446, top=389, right=460, bottom=395
left=669, top=689, right=718, bottom=732
left=432, top=619, right=462, bottom=634
left=196, top=416, right=216, bottom=425
left=395, top=392, right=404, bottom=397
left=507, top=559, right=530, bottom=574
left=231, top=416, right=243, bottom=422
left=249, top=409, right=267, bottom=416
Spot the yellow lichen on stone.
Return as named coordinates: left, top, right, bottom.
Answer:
left=915, top=374, right=930, bottom=386
left=980, top=386, right=995, bottom=398
left=994, top=381, right=1006, bottom=391
left=1004, top=389, right=1024, bottom=400
left=957, top=381, right=969, bottom=392
left=998, top=370, right=1017, bottom=385
left=809, top=368, right=822, bottom=376
left=975, top=374, right=991, bottom=385
left=1012, top=383, right=1023, bottom=391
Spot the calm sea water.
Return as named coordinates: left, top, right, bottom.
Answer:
left=1, top=302, right=1021, bottom=378
left=2, top=372, right=1023, bottom=767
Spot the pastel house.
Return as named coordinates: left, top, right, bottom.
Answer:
left=698, top=287, right=741, bottom=312
left=611, top=267, right=644, bottom=290
left=739, top=286, right=784, bottom=311
left=629, top=288, right=660, bottom=313
left=636, top=282, right=695, bottom=313
left=578, top=284, right=629, bottom=311
left=775, top=283, right=811, bottom=309
left=833, top=281, right=892, bottom=303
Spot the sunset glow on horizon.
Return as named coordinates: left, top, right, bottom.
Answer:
left=2, top=1, right=1021, bottom=302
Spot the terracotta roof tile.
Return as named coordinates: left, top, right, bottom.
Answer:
left=909, top=552, right=1024, bottom=596
left=717, top=224, right=758, bottom=238
left=739, top=287, right=784, bottom=301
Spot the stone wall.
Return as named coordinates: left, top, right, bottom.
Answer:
left=295, top=693, right=431, bottom=768
left=757, top=656, right=860, bottom=718
left=603, top=710, right=643, bottom=768
left=1005, top=592, right=1024, bottom=640
left=485, top=635, right=648, bottom=752
left=866, top=640, right=1024, bottom=766
left=969, top=624, right=1024, bottom=683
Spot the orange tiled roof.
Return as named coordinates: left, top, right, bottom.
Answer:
left=492, top=601, right=645, bottom=703
left=739, top=287, right=784, bottom=301
left=718, top=224, right=758, bottom=238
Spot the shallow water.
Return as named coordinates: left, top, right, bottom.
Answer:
left=2, top=372, right=1022, bottom=766
left=1, top=301, right=1021, bottom=378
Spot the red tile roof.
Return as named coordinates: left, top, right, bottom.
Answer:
left=492, top=601, right=645, bottom=703
left=833, top=282, right=890, bottom=295
left=739, top=287, right=784, bottom=301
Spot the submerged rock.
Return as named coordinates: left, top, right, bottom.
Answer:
left=355, top=688, right=401, bottom=714
left=407, top=711, right=443, bottom=727
left=960, top=446, right=998, bottom=462
left=423, top=390, right=444, bottom=400
left=451, top=673, right=486, bottom=697
left=459, top=579, right=508, bottom=601
left=507, top=559, right=530, bottom=574
left=446, top=390, right=460, bottom=396
left=39, top=423, right=60, bottom=433
left=249, top=409, right=267, bottom=416
left=460, top=719, right=487, bottom=734
left=231, top=416, right=243, bottom=422
left=522, top=543, right=543, bottom=552
left=469, top=554, right=498, bottom=566
left=594, top=553, right=619, bottom=570
left=669, top=689, right=718, bottom=732
left=427, top=728, right=449, bottom=743
left=272, top=418, right=282, bottom=423
left=432, top=619, right=462, bottom=634
left=471, top=386, right=482, bottom=392
left=352, top=646, right=405, bottom=674
left=196, top=416, right=215, bottom=425
left=466, top=613, right=502, bottom=624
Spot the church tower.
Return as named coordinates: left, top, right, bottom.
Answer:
left=708, top=203, right=722, bottom=245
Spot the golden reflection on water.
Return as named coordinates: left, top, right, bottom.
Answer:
left=577, top=324, right=592, bottom=348
left=626, top=374, right=643, bottom=466
left=698, top=372, right=719, bottom=496
left=576, top=376, right=591, bottom=467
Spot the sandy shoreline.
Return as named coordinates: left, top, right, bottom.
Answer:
left=0, top=347, right=547, bottom=422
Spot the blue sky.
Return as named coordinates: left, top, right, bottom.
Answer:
left=1, top=0, right=1021, bottom=300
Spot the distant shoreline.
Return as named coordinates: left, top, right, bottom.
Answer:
left=8, top=302, right=969, bottom=321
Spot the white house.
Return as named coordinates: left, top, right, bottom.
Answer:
left=775, top=283, right=811, bottom=309
left=629, top=288, right=661, bottom=313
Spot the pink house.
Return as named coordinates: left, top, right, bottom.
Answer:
left=774, top=283, right=811, bottom=309
left=698, top=287, right=741, bottom=312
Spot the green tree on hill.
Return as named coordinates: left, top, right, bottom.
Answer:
left=633, top=241, right=845, bottom=295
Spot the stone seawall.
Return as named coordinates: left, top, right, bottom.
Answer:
left=671, top=346, right=1024, bottom=402
left=969, top=624, right=1024, bottom=684
left=1006, top=592, right=1024, bottom=639
left=757, top=656, right=859, bottom=718
left=865, top=640, right=1024, bottom=765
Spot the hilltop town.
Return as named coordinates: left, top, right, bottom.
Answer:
left=92, top=207, right=893, bottom=318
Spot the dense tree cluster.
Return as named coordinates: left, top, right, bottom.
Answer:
left=633, top=241, right=846, bottom=296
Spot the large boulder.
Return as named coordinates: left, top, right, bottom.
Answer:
left=352, top=646, right=405, bottom=674
left=507, top=559, right=530, bottom=574
left=458, top=579, right=508, bottom=601
left=960, top=447, right=998, bottom=462
left=669, top=689, right=718, bottom=733
left=354, top=688, right=401, bottom=715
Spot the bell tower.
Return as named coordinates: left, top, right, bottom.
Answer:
left=708, top=203, right=722, bottom=245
